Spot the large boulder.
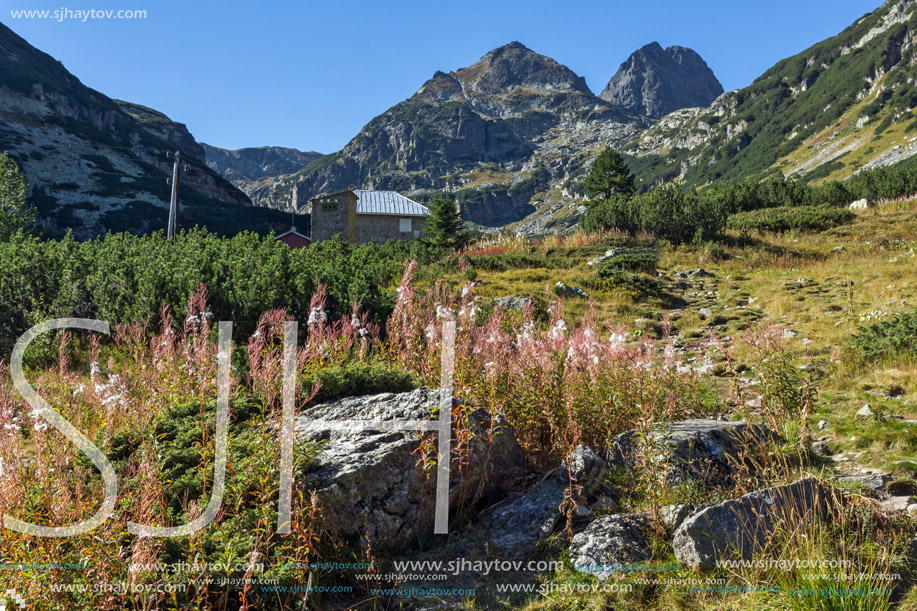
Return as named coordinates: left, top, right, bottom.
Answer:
left=673, top=478, right=833, bottom=570
left=487, top=445, right=608, bottom=557
left=569, top=514, right=653, bottom=579
left=296, top=388, right=525, bottom=549
left=606, top=419, right=780, bottom=485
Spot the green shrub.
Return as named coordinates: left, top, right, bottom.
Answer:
left=849, top=308, right=917, bottom=362
left=725, top=205, right=854, bottom=233
left=590, top=269, right=663, bottom=297
left=581, top=185, right=727, bottom=244
left=0, top=229, right=435, bottom=352
left=593, top=251, right=658, bottom=274
left=467, top=252, right=559, bottom=271
left=302, top=362, right=416, bottom=404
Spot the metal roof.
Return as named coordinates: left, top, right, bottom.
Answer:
left=353, top=190, right=430, bottom=217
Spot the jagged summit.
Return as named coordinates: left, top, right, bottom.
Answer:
left=453, top=41, right=592, bottom=94
left=600, top=42, right=723, bottom=117
left=413, top=41, right=602, bottom=119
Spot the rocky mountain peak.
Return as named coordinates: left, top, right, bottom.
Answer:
left=600, top=42, right=723, bottom=117
left=455, top=41, right=592, bottom=94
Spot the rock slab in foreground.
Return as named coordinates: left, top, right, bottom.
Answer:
left=487, top=445, right=608, bottom=558
left=296, top=388, right=524, bottom=549
left=569, top=514, right=653, bottom=580
left=673, top=478, right=832, bottom=570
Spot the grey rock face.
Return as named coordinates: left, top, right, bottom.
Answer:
left=0, top=23, right=251, bottom=238
left=882, top=496, right=916, bottom=512
left=202, top=144, right=322, bottom=202
left=673, top=478, right=833, bottom=570
left=607, top=419, right=780, bottom=485
left=566, top=445, right=609, bottom=495
left=296, top=388, right=524, bottom=549
left=487, top=445, right=608, bottom=557
left=600, top=42, right=724, bottom=118
left=569, top=514, right=653, bottom=579
left=660, top=504, right=695, bottom=532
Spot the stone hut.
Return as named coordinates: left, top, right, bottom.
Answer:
left=302, top=189, right=430, bottom=244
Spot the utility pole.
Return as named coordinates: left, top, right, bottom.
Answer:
left=167, top=151, right=181, bottom=239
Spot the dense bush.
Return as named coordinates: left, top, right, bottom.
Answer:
left=725, top=205, right=855, bottom=233
left=0, top=228, right=433, bottom=353
left=849, top=308, right=917, bottom=362
left=302, top=361, right=416, bottom=404
left=581, top=184, right=726, bottom=244
left=593, top=251, right=658, bottom=274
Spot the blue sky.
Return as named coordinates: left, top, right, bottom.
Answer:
left=5, top=0, right=881, bottom=153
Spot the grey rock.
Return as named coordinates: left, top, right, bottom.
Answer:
left=296, top=388, right=524, bottom=549
left=494, top=296, right=536, bottom=311
left=569, top=515, right=653, bottom=579
left=606, top=419, right=780, bottom=485
left=554, top=282, right=589, bottom=299
left=488, top=445, right=608, bottom=557
left=817, top=420, right=830, bottom=431
left=660, top=504, right=694, bottom=532
left=487, top=475, right=569, bottom=557
left=600, top=42, right=724, bottom=118
left=856, top=404, right=874, bottom=418
left=566, top=445, right=608, bottom=495
left=672, top=268, right=712, bottom=280
left=882, top=496, right=916, bottom=512
left=673, top=478, right=833, bottom=570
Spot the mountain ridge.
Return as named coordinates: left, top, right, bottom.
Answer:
left=624, top=0, right=917, bottom=187
left=0, top=21, right=293, bottom=237
left=259, top=41, right=648, bottom=230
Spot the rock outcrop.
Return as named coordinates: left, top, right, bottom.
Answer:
left=673, top=478, right=834, bottom=570
left=600, top=42, right=723, bottom=118
left=569, top=514, right=653, bottom=579
left=607, top=419, right=780, bottom=485
left=295, top=388, right=524, bottom=549
left=487, top=445, right=608, bottom=557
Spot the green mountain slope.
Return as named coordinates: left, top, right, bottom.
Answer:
left=626, top=0, right=917, bottom=188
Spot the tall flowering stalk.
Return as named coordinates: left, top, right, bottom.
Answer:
left=385, top=264, right=719, bottom=462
